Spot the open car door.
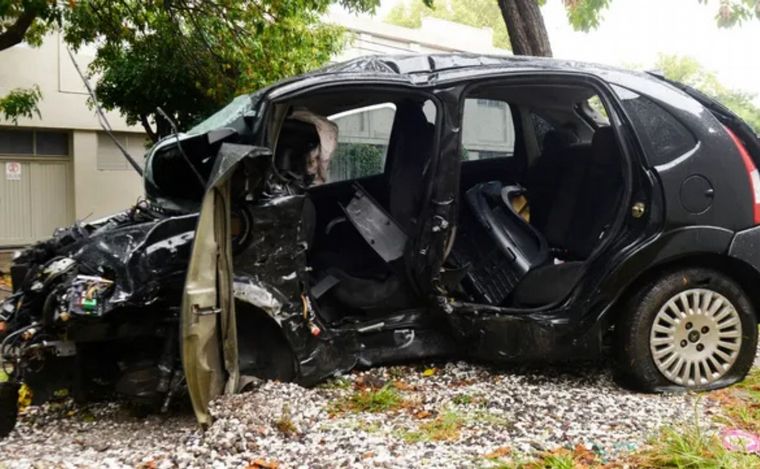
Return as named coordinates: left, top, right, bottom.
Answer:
left=181, top=143, right=272, bottom=426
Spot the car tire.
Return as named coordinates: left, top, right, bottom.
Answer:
left=0, top=381, right=20, bottom=438
left=614, top=267, right=758, bottom=392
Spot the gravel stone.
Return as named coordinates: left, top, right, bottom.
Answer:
left=0, top=360, right=724, bottom=468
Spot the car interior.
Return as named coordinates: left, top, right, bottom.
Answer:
left=266, top=82, right=625, bottom=325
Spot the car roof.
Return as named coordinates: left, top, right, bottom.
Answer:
left=264, top=53, right=664, bottom=101
left=319, top=53, right=625, bottom=77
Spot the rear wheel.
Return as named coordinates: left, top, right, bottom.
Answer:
left=615, top=268, right=758, bottom=391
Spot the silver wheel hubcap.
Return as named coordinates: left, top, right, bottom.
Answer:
left=649, top=288, right=742, bottom=386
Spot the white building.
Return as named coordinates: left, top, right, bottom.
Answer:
left=0, top=14, right=510, bottom=247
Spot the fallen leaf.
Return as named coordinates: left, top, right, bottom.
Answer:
left=392, top=380, right=413, bottom=391
left=414, top=410, right=431, bottom=419
left=483, top=446, right=511, bottom=459
left=247, top=459, right=279, bottom=469
left=422, top=368, right=437, bottom=377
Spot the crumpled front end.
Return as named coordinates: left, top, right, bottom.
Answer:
left=0, top=203, right=196, bottom=416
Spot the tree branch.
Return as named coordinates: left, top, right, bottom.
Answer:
left=0, top=9, right=37, bottom=51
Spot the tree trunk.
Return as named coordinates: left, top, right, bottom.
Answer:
left=497, top=0, right=553, bottom=57
left=0, top=9, right=37, bottom=51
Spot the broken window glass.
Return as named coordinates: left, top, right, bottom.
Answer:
left=613, top=85, right=697, bottom=166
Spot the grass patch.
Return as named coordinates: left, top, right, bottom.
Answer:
left=451, top=393, right=473, bottom=405
left=471, top=409, right=512, bottom=428
left=273, top=405, right=297, bottom=436
left=710, top=368, right=760, bottom=434
left=626, top=424, right=760, bottom=468
left=481, top=445, right=598, bottom=468
left=396, top=409, right=464, bottom=443
left=329, top=384, right=404, bottom=414
left=317, top=376, right=352, bottom=390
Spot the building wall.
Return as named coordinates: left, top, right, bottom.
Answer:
left=0, top=32, right=144, bottom=246
left=71, top=131, right=145, bottom=220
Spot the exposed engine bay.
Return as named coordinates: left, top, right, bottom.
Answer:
left=1, top=203, right=195, bottom=409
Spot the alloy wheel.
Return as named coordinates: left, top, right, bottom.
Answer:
left=649, top=288, right=742, bottom=386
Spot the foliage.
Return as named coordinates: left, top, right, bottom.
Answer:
left=563, top=0, right=612, bottom=31
left=0, top=0, right=65, bottom=50
left=396, top=409, right=464, bottom=442
left=273, top=404, right=298, bottom=436
left=627, top=424, right=760, bottom=468
left=710, top=368, right=760, bottom=433
left=0, top=85, right=40, bottom=124
left=655, top=54, right=760, bottom=133
left=701, top=0, right=760, bottom=27
left=2, top=1, right=379, bottom=137
left=329, top=143, right=385, bottom=182
left=59, top=1, right=378, bottom=141
left=330, top=383, right=404, bottom=413
left=387, top=0, right=510, bottom=48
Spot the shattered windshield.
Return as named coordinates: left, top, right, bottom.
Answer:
left=187, top=94, right=253, bottom=135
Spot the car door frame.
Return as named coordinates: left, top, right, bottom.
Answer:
left=266, top=79, right=456, bottom=297
left=438, top=70, right=655, bottom=359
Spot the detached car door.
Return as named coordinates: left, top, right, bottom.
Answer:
left=181, top=143, right=272, bottom=425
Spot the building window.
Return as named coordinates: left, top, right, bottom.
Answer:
left=327, top=103, right=398, bottom=183
left=97, top=132, right=147, bottom=170
left=0, top=128, right=70, bottom=156
left=462, top=98, right=515, bottom=160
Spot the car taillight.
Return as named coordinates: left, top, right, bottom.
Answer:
left=725, top=126, right=760, bottom=225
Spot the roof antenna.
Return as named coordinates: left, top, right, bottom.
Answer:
left=66, top=47, right=143, bottom=176
left=155, top=107, right=205, bottom=188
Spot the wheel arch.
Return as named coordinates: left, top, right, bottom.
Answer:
left=234, top=299, right=297, bottom=382
left=603, top=252, right=760, bottom=329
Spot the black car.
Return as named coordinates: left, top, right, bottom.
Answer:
left=2, top=54, right=760, bottom=433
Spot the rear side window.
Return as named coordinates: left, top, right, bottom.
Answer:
left=613, top=85, right=697, bottom=166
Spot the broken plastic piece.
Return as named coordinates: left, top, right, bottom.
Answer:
left=721, top=428, right=760, bottom=453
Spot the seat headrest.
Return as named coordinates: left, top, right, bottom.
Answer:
left=591, top=126, right=618, bottom=166
left=542, top=129, right=577, bottom=154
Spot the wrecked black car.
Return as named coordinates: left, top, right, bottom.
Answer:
left=3, top=54, right=760, bottom=435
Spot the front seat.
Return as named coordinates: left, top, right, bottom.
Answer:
left=312, top=100, right=435, bottom=316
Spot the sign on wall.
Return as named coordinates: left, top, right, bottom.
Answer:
left=5, top=161, right=21, bottom=181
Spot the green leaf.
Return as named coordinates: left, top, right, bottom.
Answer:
left=0, top=85, right=42, bottom=125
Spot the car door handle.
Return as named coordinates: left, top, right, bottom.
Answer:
left=192, top=304, right=221, bottom=316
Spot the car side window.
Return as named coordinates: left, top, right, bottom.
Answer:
left=327, top=103, right=396, bottom=183
left=612, top=85, right=697, bottom=166
left=462, top=98, right=515, bottom=160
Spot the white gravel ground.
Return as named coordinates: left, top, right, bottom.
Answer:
left=0, top=361, right=719, bottom=468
